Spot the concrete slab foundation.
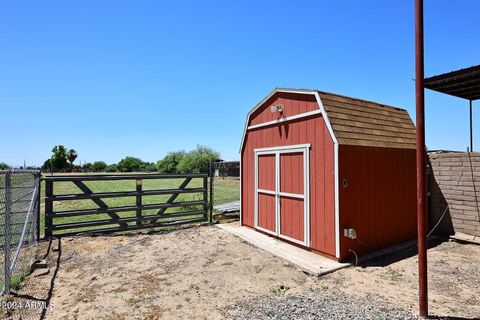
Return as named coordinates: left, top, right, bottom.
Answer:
left=216, top=222, right=350, bottom=276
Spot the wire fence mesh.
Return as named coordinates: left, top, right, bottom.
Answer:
left=210, top=161, right=240, bottom=220
left=0, top=170, right=40, bottom=295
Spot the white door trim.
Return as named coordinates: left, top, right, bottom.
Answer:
left=278, top=191, right=304, bottom=199
left=254, top=144, right=311, bottom=153
left=257, top=189, right=276, bottom=196
left=254, top=145, right=310, bottom=247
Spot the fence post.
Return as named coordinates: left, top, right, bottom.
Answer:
left=203, top=176, right=208, bottom=221
left=136, top=179, right=142, bottom=226
left=44, top=179, right=53, bottom=238
left=4, top=171, right=12, bottom=295
left=36, top=173, right=41, bottom=240
left=209, top=162, right=214, bottom=223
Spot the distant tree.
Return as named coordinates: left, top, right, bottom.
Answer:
left=42, top=159, right=52, bottom=170
left=0, top=162, right=10, bottom=170
left=156, top=151, right=186, bottom=173
left=105, top=164, right=118, bottom=172
left=50, top=145, right=69, bottom=170
left=177, top=145, right=220, bottom=173
left=83, top=162, right=93, bottom=170
left=92, top=161, right=107, bottom=171
left=142, top=162, right=157, bottom=172
left=117, top=156, right=145, bottom=172
left=67, top=149, right=78, bottom=169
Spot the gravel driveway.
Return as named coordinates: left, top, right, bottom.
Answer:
left=4, top=223, right=480, bottom=319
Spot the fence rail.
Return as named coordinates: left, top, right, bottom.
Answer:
left=44, top=173, right=211, bottom=237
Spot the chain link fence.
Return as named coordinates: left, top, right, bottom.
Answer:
left=0, top=170, right=40, bottom=295
left=210, top=161, right=240, bottom=221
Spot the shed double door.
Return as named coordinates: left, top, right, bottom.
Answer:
left=254, top=144, right=310, bottom=247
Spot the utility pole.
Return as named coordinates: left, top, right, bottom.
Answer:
left=415, top=0, right=428, bottom=317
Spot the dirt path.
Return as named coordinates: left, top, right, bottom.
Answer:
left=6, top=223, right=480, bottom=319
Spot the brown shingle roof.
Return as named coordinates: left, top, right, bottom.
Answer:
left=319, top=91, right=416, bottom=149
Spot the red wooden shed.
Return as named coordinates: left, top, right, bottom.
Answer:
left=240, top=88, right=417, bottom=262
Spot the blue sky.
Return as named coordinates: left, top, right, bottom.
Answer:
left=1, top=1, right=479, bottom=167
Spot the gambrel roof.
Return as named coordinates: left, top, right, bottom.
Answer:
left=240, top=88, right=416, bottom=151
left=319, top=91, right=416, bottom=149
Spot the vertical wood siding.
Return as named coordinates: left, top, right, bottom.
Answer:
left=279, top=152, right=305, bottom=242
left=258, top=154, right=275, bottom=190
left=338, top=145, right=417, bottom=260
left=258, top=193, right=276, bottom=232
left=280, top=152, right=304, bottom=194
left=257, top=154, right=277, bottom=232
left=249, top=93, right=318, bottom=127
left=280, top=197, right=304, bottom=241
left=241, top=92, right=336, bottom=258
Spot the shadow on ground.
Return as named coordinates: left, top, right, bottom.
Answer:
left=357, top=236, right=448, bottom=267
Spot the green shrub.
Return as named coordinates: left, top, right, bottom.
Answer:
left=83, top=162, right=93, bottom=170
left=117, top=156, right=146, bottom=172
left=92, top=161, right=107, bottom=171
left=177, top=145, right=220, bottom=174
left=105, top=164, right=118, bottom=172
left=0, top=162, right=11, bottom=170
left=156, top=151, right=186, bottom=173
left=142, top=162, right=157, bottom=172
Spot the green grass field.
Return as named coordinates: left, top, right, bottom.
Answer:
left=39, top=173, right=239, bottom=237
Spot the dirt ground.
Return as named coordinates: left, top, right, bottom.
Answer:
left=3, top=222, right=480, bottom=319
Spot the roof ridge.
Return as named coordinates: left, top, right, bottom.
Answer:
left=275, top=87, right=408, bottom=112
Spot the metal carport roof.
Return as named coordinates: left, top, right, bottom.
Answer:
left=424, top=65, right=480, bottom=101
left=424, top=65, right=480, bottom=151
